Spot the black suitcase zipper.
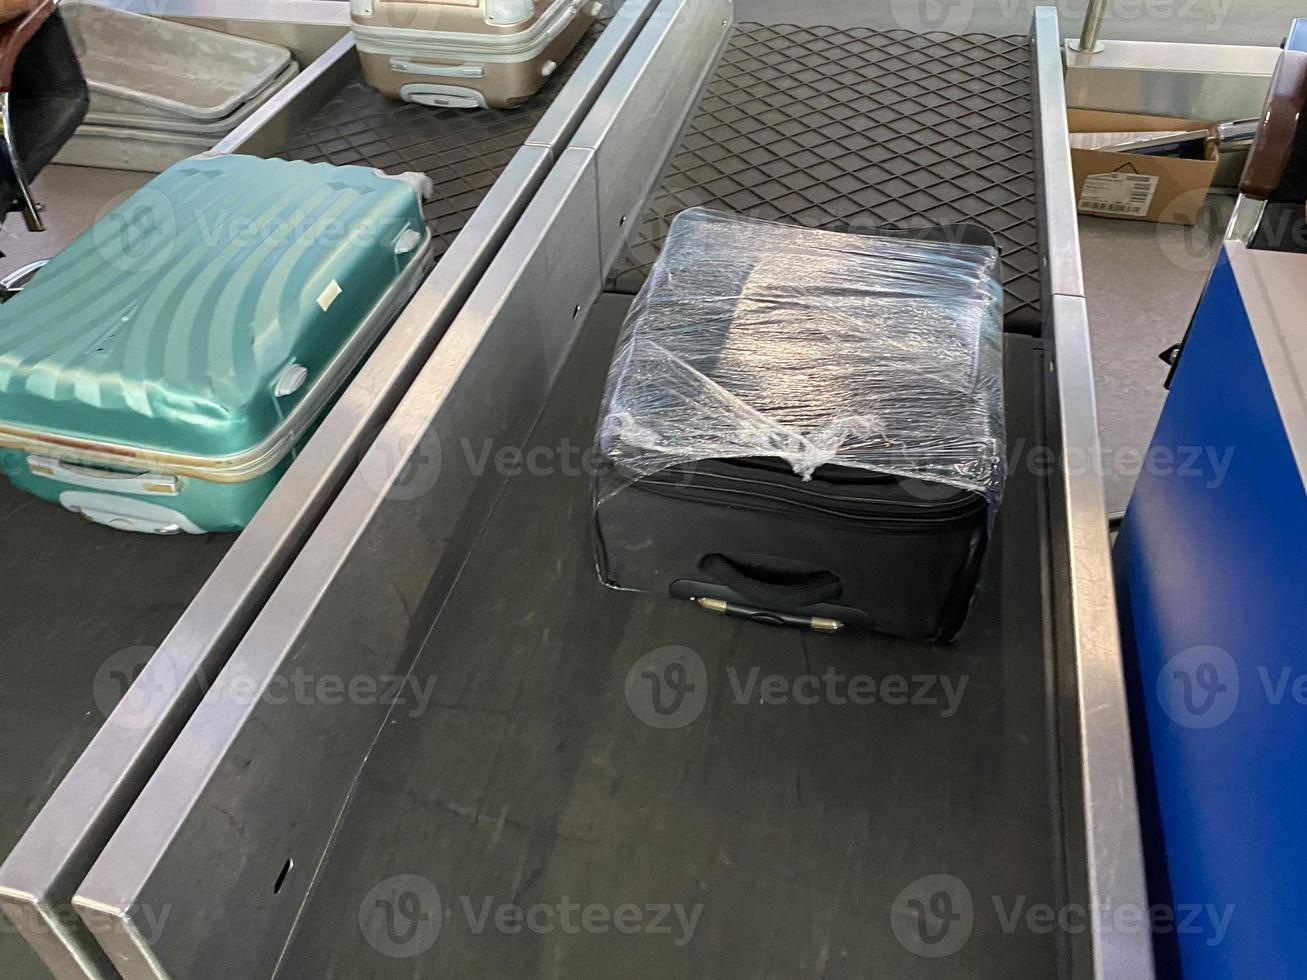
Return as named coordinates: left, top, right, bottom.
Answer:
left=632, top=468, right=987, bottom=530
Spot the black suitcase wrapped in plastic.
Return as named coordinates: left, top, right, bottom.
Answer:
left=592, top=209, right=1006, bottom=642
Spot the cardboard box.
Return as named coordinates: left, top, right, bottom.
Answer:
left=1068, top=109, right=1219, bottom=225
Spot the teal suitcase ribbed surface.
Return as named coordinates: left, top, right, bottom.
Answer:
left=0, top=153, right=433, bottom=533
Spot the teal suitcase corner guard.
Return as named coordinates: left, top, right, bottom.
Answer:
left=0, top=153, right=434, bottom=534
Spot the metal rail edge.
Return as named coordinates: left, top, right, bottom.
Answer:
left=1032, top=8, right=1155, bottom=980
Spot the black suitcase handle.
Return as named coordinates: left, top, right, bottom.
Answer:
left=700, top=554, right=842, bottom=611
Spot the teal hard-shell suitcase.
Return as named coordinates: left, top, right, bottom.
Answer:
left=0, top=153, right=433, bottom=533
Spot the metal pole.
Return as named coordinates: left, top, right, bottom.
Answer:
left=1068, top=0, right=1106, bottom=53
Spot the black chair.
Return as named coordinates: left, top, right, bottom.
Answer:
left=0, top=0, right=88, bottom=292
left=1242, top=45, right=1307, bottom=253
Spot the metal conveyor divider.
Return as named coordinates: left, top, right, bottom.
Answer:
left=59, top=1, right=730, bottom=976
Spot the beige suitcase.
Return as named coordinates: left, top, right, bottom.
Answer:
left=351, top=0, right=600, bottom=109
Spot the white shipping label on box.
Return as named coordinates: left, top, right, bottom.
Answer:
left=1079, top=172, right=1159, bottom=218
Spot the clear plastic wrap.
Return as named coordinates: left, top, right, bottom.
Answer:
left=595, top=208, right=1006, bottom=506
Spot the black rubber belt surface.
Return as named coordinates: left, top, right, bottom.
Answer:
left=612, top=24, right=1042, bottom=334
left=278, top=26, right=603, bottom=262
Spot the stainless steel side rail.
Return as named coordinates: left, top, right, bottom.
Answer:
left=1031, top=6, right=1086, bottom=306
left=49, top=2, right=730, bottom=979
left=214, top=31, right=359, bottom=160
left=1032, top=9, right=1154, bottom=980
left=0, top=3, right=660, bottom=978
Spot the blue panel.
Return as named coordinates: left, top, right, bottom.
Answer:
left=1287, top=17, right=1307, bottom=51
left=1116, top=249, right=1307, bottom=979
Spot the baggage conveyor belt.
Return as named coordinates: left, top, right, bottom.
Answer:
left=278, top=26, right=604, bottom=259
left=272, top=296, right=1061, bottom=979
left=0, top=488, right=232, bottom=980
left=613, top=25, right=1042, bottom=333
left=0, top=8, right=1149, bottom=980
